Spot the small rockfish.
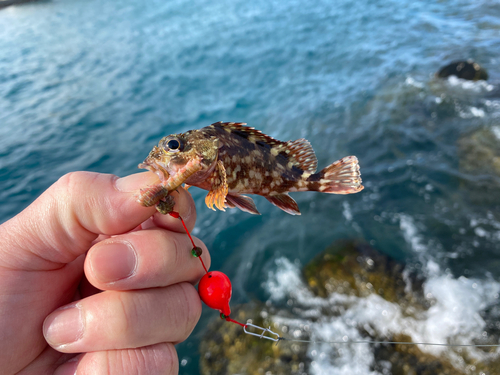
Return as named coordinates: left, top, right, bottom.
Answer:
left=138, top=121, right=363, bottom=215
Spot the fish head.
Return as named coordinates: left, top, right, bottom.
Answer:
left=139, top=130, right=219, bottom=184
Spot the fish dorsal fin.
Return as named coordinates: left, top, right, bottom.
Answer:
left=283, top=138, right=318, bottom=173
left=214, top=122, right=283, bottom=147
left=213, top=122, right=318, bottom=173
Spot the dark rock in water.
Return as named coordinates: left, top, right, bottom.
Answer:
left=458, top=127, right=500, bottom=176
left=302, top=239, right=498, bottom=374
left=200, top=240, right=500, bottom=374
left=374, top=332, right=500, bottom=375
left=200, top=304, right=310, bottom=375
left=436, top=60, right=489, bottom=81
left=373, top=334, right=462, bottom=375
left=302, top=239, right=430, bottom=316
left=457, top=126, right=500, bottom=205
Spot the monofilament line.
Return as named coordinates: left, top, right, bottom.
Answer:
left=279, top=338, right=500, bottom=348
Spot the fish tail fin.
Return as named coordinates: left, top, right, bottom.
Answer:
left=309, top=156, right=363, bottom=194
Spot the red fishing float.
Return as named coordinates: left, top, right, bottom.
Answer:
left=198, top=271, right=232, bottom=316
left=168, top=211, right=269, bottom=331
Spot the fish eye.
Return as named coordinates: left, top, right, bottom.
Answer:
left=164, top=137, right=183, bottom=152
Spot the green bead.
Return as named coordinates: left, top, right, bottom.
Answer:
left=191, top=246, right=203, bottom=257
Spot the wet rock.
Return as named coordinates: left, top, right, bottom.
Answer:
left=458, top=127, right=500, bottom=176
left=374, top=332, right=500, bottom=375
left=437, top=60, right=489, bottom=81
left=302, top=239, right=430, bottom=317
left=458, top=126, right=500, bottom=204
left=302, top=240, right=500, bottom=374
left=372, top=334, right=462, bottom=375
left=199, top=240, right=500, bottom=374
left=199, top=304, right=310, bottom=375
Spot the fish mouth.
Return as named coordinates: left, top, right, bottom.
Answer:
left=138, top=158, right=170, bottom=183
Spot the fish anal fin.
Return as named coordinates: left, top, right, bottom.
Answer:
left=225, top=193, right=261, bottom=215
left=284, top=138, right=318, bottom=173
left=205, top=161, right=228, bottom=211
left=265, top=193, right=301, bottom=215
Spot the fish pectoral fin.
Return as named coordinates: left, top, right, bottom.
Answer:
left=225, top=193, right=261, bottom=215
left=265, top=194, right=301, bottom=215
left=205, top=161, right=228, bottom=211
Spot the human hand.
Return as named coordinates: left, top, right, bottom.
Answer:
left=0, top=171, right=210, bottom=374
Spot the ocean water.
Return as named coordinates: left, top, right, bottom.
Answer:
left=1, top=0, right=500, bottom=374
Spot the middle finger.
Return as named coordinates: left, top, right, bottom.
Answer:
left=43, top=282, right=200, bottom=353
left=85, top=228, right=210, bottom=291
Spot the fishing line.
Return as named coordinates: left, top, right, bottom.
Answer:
left=275, top=338, right=500, bottom=348
left=168, top=210, right=500, bottom=350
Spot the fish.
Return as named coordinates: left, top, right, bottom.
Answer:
left=137, top=121, right=363, bottom=215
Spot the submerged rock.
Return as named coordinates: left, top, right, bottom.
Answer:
left=303, top=239, right=500, bottom=374
left=373, top=334, right=463, bottom=375
left=199, top=240, right=500, bottom=374
left=458, top=126, right=500, bottom=176
left=458, top=126, right=500, bottom=204
left=302, top=239, right=429, bottom=317
left=200, top=304, right=310, bottom=375
left=436, top=60, right=489, bottom=81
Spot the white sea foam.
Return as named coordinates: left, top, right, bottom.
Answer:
left=492, top=125, right=500, bottom=140
left=342, top=201, right=353, bottom=222
left=459, top=106, right=486, bottom=119
left=265, top=239, right=500, bottom=374
left=446, top=76, right=494, bottom=93
left=399, top=213, right=427, bottom=253
left=405, top=76, right=424, bottom=89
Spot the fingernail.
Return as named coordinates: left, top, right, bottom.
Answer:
left=115, top=172, right=159, bottom=193
left=169, top=188, right=192, bottom=221
left=44, top=304, right=84, bottom=348
left=91, top=241, right=137, bottom=283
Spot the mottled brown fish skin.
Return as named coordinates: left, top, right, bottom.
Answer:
left=198, top=123, right=305, bottom=194
left=138, top=121, right=363, bottom=215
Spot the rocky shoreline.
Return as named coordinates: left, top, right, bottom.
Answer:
left=199, top=240, right=500, bottom=374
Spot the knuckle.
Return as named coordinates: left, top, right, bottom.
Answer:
left=54, top=172, right=99, bottom=214
left=110, top=292, right=134, bottom=340
left=172, top=283, right=201, bottom=341
left=153, top=343, right=179, bottom=375
left=77, top=344, right=179, bottom=375
left=57, top=171, right=96, bottom=194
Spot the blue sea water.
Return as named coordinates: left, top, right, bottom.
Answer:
left=1, top=0, right=500, bottom=373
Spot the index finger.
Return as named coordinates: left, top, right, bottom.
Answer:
left=148, top=186, right=197, bottom=234
left=0, top=171, right=196, bottom=270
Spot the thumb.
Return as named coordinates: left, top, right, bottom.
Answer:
left=0, top=172, right=160, bottom=270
